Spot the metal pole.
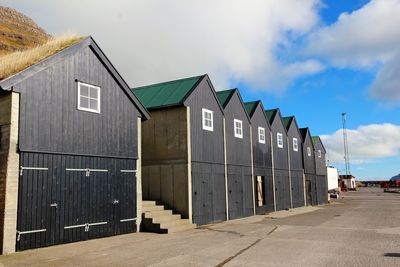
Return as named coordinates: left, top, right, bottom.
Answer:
left=342, top=113, right=350, bottom=175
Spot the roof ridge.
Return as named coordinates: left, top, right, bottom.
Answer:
left=134, top=74, right=205, bottom=90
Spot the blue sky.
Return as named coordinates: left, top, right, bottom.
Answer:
left=3, top=0, right=400, bottom=180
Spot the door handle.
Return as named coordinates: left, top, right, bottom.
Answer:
left=50, top=203, right=58, bottom=208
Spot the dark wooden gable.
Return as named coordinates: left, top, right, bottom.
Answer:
left=268, top=109, right=289, bottom=170
left=247, top=101, right=272, bottom=169
left=300, top=128, right=316, bottom=174
left=184, top=75, right=225, bottom=164
left=2, top=37, right=148, bottom=158
left=223, top=90, right=252, bottom=166
left=285, top=117, right=303, bottom=171
left=313, top=137, right=327, bottom=176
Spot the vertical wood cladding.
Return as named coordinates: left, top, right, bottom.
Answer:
left=191, top=162, right=226, bottom=225
left=301, top=133, right=316, bottom=175
left=248, top=104, right=274, bottom=214
left=185, top=78, right=227, bottom=224
left=223, top=92, right=253, bottom=219
left=185, top=77, right=225, bottom=165
left=269, top=111, right=290, bottom=210
left=286, top=120, right=305, bottom=208
left=314, top=139, right=327, bottom=176
left=287, top=122, right=303, bottom=171
left=313, top=137, right=328, bottom=205
left=16, top=152, right=137, bottom=251
left=13, top=46, right=139, bottom=158
left=250, top=105, right=272, bottom=169
left=270, top=114, right=289, bottom=171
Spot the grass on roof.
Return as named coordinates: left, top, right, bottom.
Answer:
left=0, top=34, right=83, bottom=81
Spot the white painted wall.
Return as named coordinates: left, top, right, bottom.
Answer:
left=327, top=167, right=339, bottom=190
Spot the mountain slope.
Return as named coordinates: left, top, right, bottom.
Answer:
left=0, top=6, right=50, bottom=56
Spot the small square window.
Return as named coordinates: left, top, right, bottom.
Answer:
left=293, top=138, right=298, bottom=151
left=202, top=108, right=213, bottom=131
left=77, top=81, right=100, bottom=113
left=234, top=119, right=243, bottom=139
left=277, top=133, right=283, bottom=148
left=307, top=147, right=311, bottom=157
left=318, top=150, right=322, bottom=158
left=258, top=127, right=266, bottom=144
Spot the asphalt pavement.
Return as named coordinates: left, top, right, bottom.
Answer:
left=0, top=187, right=399, bottom=266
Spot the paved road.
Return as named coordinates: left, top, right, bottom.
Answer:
left=1, top=187, right=399, bottom=266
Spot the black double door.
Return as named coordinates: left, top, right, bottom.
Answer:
left=16, top=152, right=137, bottom=251
left=227, top=165, right=253, bottom=220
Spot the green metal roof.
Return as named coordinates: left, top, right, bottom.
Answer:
left=244, top=101, right=259, bottom=118
left=216, top=89, right=235, bottom=108
left=311, top=136, right=320, bottom=145
left=282, top=116, right=293, bottom=130
left=265, top=109, right=277, bottom=125
left=132, top=75, right=204, bottom=109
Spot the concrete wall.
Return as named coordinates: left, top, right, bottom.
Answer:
left=0, top=92, right=20, bottom=254
left=136, top=117, right=142, bottom=230
left=141, top=107, right=189, bottom=218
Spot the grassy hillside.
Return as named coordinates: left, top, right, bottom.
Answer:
left=0, top=6, right=50, bottom=56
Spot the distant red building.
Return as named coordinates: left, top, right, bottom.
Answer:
left=339, top=175, right=356, bottom=191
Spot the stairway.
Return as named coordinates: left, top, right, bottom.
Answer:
left=141, top=201, right=196, bottom=233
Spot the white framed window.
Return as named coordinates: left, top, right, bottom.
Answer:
left=318, top=150, right=322, bottom=158
left=234, top=119, right=243, bottom=138
left=202, top=108, right=214, bottom=132
left=277, top=133, right=283, bottom=148
left=293, top=138, right=298, bottom=151
left=258, top=127, right=266, bottom=144
left=77, top=81, right=100, bottom=113
left=307, top=147, right=311, bottom=157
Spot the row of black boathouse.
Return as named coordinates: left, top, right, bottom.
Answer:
left=133, top=74, right=328, bottom=226
left=0, top=37, right=327, bottom=253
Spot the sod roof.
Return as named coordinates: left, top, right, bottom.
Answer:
left=0, top=34, right=83, bottom=81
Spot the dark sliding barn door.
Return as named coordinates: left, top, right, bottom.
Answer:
left=227, top=166, right=253, bottom=220
left=192, top=163, right=226, bottom=225
left=290, top=171, right=305, bottom=208
left=274, top=169, right=291, bottom=211
left=316, top=175, right=328, bottom=205
left=305, top=174, right=317, bottom=206
left=16, top=152, right=137, bottom=251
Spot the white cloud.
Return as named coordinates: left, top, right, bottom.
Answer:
left=369, top=52, right=400, bottom=102
left=307, top=0, right=400, bottom=68
left=305, top=0, right=400, bottom=101
left=320, top=123, right=400, bottom=164
left=2, top=0, right=322, bottom=91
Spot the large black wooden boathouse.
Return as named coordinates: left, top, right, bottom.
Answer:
left=217, top=89, right=254, bottom=220
left=0, top=37, right=149, bottom=252
left=244, top=101, right=275, bottom=214
left=133, top=75, right=227, bottom=226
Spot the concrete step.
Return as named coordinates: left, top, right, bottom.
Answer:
left=151, top=214, right=182, bottom=223
left=167, top=223, right=197, bottom=233
left=142, top=205, right=164, bottom=212
left=159, top=219, right=191, bottom=228
left=144, top=209, right=173, bottom=218
left=142, top=200, right=157, bottom=207
left=141, top=200, right=196, bottom=234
